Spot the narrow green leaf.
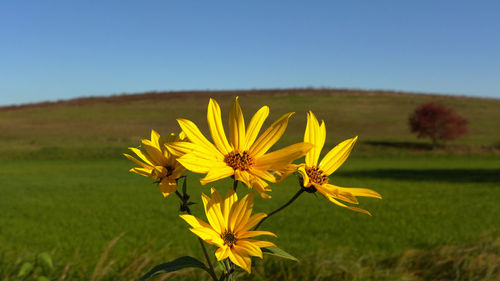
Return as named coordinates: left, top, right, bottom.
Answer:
left=17, top=262, right=34, bottom=277
left=38, top=252, right=54, bottom=269
left=139, top=256, right=209, bottom=281
left=262, top=247, right=299, bottom=262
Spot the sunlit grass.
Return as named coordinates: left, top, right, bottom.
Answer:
left=1, top=90, right=499, bottom=280
left=1, top=155, right=498, bottom=260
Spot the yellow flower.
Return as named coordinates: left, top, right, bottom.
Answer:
left=180, top=188, right=276, bottom=273
left=294, top=111, right=381, bottom=215
left=124, top=130, right=186, bottom=198
left=167, top=97, right=313, bottom=198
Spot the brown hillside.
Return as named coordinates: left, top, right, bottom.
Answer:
left=1, top=88, right=494, bottom=111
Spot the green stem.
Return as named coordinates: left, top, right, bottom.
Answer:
left=198, top=239, right=218, bottom=281
left=218, top=272, right=228, bottom=281
left=253, top=188, right=305, bottom=230
left=174, top=184, right=218, bottom=281
left=218, top=259, right=235, bottom=281
left=232, top=179, right=239, bottom=191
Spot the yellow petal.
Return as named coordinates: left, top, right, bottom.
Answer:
left=150, top=130, right=162, bottom=147
left=236, top=240, right=263, bottom=258
left=189, top=227, right=224, bottom=247
left=215, top=246, right=231, bottom=261
left=177, top=131, right=186, bottom=140
left=177, top=155, right=227, bottom=174
left=239, top=193, right=255, bottom=227
left=247, top=240, right=276, bottom=248
left=304, top=111, right=326, bottom=166
left=297, top=165, right=310, bottom=187
left=128, top=147, right=153, bottom=166
left=319, top=136, right=358, bottom=176
left=238, top=230, right=277, bottom=239
left=241, top=213, right=267, bottom=231
left=151, top=166, right=168, bottom=178
left=201, top=193, right=225, bottom=234
left=327, top=197, right=372, bottom=216
left=223, top=189, right=238, bottom=228
left=141, top=142, right=166, bottom=166
left=164, top=148, right=176, bottom=167
left=225, top=188, right=238, bottom=203
left=234, top=170, right=251, bottom=187
left=231, top=193, right=254, bottom=233
left=248, top=168, right=276, bottom=183
left=170, top=166, right=186, bottom=179
left=249, top=112, right=294, bottom=157
left=254, top=142, right=313, bottom=170
left=249, top=177, right=272, bottom=199
left=210, top=187, right=224, bottom=205
left=229, top=97, right=246, bottom=151
left=166, top=141, right=221, bottom=161
left=325, top=184, right=382, bottom=199
left=200, top=166, right=235, bottom=185
left=244, top=106, right=269, bottom=150
left=274, top=164, right=298, bottom=183
left=243, top=192, right=255, bottom=220
left=123, top=153, right=150, bottom=169
left=303, top=111, right=315, bottom=166
left=228, top=247, right=252, bottom=273
left=207, top=98, right=232, bottom=154
left=180, top=214, right=212, bottom=229
left=164, top=142, right=187, bottom=158
left=130, top=167, right=153, bottom=177
left=159, top=178, right=177, bottom=198
left=228, top=200, right=244, bottom=232
left=316, top=184, right=359, bottom=204
left=177, top=118, right=222, bottom=157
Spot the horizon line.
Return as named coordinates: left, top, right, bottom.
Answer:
left=1, top=87, right=499, bottom=109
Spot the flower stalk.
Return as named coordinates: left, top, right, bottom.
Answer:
left=218, top=259, right=236, bottom=281
left=174, top=177, right=218, bottom=281
left=253, top=187, right=305, bottom=230
left=232, top=178, right=238, bottom=191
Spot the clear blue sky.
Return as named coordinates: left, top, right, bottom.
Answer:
left=1, top=0, right=499, bottom=105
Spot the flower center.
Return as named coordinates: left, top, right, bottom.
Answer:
left=224, top=151, right=254, bottom=171
left=305, top=166, right=329, bottom=185
left=165, top=166, right=173, bottom=177
left=222, top=231, right=237, bottom=247
left=152, top=166, right=174, bottom=179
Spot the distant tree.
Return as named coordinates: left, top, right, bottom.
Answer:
left=409, top=103, right=468, bottom=148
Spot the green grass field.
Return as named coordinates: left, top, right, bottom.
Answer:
left=1, top=90, right=499, bottom=280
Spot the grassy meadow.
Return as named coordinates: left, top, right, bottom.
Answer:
left=1, top=89, right=499, bottom=280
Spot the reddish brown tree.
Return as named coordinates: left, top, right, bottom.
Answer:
left=409, top=103, right=468, bottom=148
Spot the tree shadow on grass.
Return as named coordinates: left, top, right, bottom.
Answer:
left=339, top=169, right=500, bottom=184
left=363, top=140, right=433, bottom=150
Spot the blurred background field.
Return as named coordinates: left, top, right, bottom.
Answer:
left=1, top=89, right=499, bottom=280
